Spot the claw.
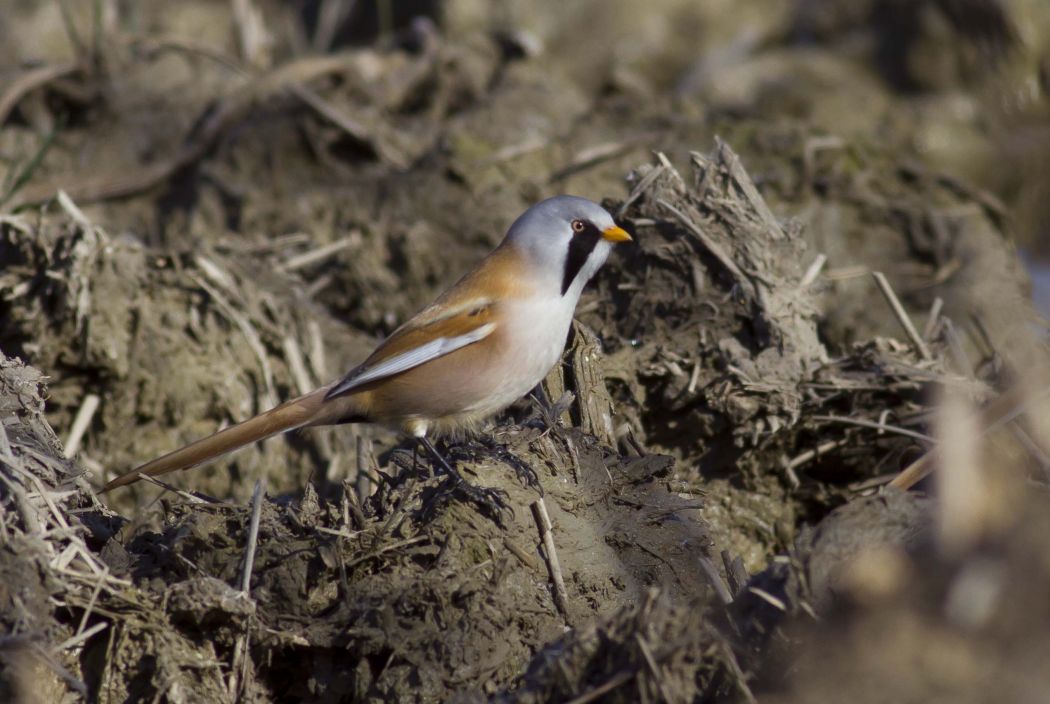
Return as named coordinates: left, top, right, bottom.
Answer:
left=473, top=437, right=543, bottom=494
left=418, top=437, right=512, bottom=525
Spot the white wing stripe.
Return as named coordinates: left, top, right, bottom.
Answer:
left=325, top=322, right=496, bottom=398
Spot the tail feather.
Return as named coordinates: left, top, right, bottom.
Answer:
left=103, top=387, right=330, bottom=492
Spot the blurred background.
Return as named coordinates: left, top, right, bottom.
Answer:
left=2, top=0, right=1049, bottom=322
left=2, top=0, right=1048, bottom=249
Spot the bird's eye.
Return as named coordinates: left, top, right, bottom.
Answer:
left=571, top=219, right=586, bottom=233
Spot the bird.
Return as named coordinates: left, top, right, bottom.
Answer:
left=103, top=195, right=631, bottom=493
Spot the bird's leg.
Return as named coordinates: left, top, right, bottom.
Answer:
left=419, top=436, right=458, bottom=476
left=419, top=437, right=510, bottom=522
left=411, top=442, right=430, bottom=478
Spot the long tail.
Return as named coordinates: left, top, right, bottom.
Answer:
left=103, top=386, right=333, bottom=492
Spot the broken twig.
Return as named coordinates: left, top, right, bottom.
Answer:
left=872, top=271, right=932, bottom=361
left=240, top=478, right=266, bottom=594
left=531, top=498, right=570, bottom=621
left=63, top=393, right=100, bottom=458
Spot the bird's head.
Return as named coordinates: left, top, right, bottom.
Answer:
left=504, top=195, right=631, bottom=297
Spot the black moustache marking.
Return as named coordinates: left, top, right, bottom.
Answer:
left=561, top=221, right=603, bottom=295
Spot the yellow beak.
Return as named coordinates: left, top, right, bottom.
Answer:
left=601, top=225, right=632, bottom=243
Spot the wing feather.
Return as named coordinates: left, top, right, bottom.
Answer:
left=325, top=298, right=496, bottom=399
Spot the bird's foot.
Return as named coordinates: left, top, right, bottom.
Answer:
left=462, top=437, right=542, bottom=495
left=439, top=470, right=511, bottom=524
left=419, top=438, right=510, bottom=525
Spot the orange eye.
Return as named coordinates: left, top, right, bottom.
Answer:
left=571, top=219, right=586, bottom=233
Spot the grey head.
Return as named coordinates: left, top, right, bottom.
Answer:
left=503, top=195, right=631, bottom=297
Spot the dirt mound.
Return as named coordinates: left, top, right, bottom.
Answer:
left=100, top=426, right=708, bottom=701
left=0, top=346, right=716, bottom=701
left=0, top=205, right=374, bottom=505
left=1, top=135, right=1038, bottom=702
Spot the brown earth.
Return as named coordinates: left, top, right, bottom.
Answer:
left=2, top=1, right=1050, bottom=702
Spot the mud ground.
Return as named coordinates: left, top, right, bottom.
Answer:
left=2, top=1, right=1050, bottom=702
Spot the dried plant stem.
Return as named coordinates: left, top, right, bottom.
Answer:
left=890, top=386, right=1050, bottom=490
left=872, top=271, right=932, bottom=361
left=811, top=415, right=934, bottom=443
left=355, top=435, right=372, bottom=509
left=923, top=296, right=944, bottom=340
left=240, top=478, right=266, bottom=594
left=800, top=253, right=827, bottom=287
left=565, top=671, right=635, bottom=704
left=787, top=438, right=850, bottom=470
left=697, top=555, right=734, bottom=606
left=531, top=498, right=570, bottom=621
left=190, top=271, right=277, bottom=409
left=278, top=234, right=359, bottom=272
left=63, top=393, right=100, bottom=458
left=635, top=633, right=673, bottom=703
